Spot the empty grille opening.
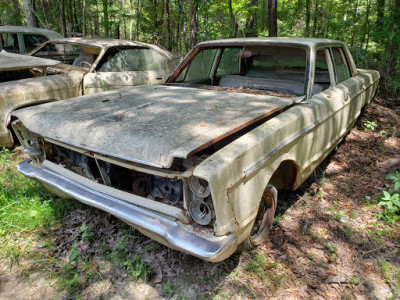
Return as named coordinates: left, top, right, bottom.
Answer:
left=46, top=143, right=183, bottom=205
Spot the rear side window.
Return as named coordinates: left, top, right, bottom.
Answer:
left=331, top=47, right=351, bottom=83
left=0, top=33, right=20, bottom=53
left=314, top=49, right=331, bottom=91
left=98, top=48, right=161, bottom=72
left=216, top=48, right=241, bottom=77
left=23, top=34, right=48, bottom=52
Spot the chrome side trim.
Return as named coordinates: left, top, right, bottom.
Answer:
left=17, top=159, right=238, bottom=262
left=244, top=118, right=324, bottom=177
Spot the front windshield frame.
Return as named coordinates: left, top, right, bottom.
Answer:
left=167, top=43, right=310, bottom=97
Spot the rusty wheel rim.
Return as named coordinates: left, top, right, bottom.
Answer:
left=249, top=185, right=277, bottom=246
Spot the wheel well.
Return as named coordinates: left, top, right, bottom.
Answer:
left=269, top=160, right=300, bottom=191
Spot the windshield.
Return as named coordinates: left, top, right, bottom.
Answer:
left=31, top=42, right=94, bottom=66
left=172, top=45, right=308, bottom=96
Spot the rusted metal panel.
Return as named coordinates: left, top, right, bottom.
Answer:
left=0, top=50, right=60, bottom=71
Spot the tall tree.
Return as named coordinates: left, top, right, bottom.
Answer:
left=268, top=0, right=277, bottom=36
left=188, top=0, right=198, bottom=49
left=23, top=0, right=38, bottom=27
left=305, top=0, right=311, bottom=37
left=228, top=0, right=237, bottom=37
left=245, top=0, right=258, bottom=37
left=103, top=0, right=109, bottom=36
left=82, top=0, right=86, bottom=37
left=59, top=0, right=67, bottom=36
left=164, top=0, right=171, bottom=50
left=11, top=0, right=23, bottom=26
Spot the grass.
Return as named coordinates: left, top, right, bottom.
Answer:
left=0, top=148, right=68, bottom=263
left=0, top=148, right=151, bottom=298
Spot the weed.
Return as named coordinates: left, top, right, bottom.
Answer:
left=308, top=253, right=316, bottom=260
left=349, top=211, right=360, bottom=219
left=378, top=191, right=400, bottom=224
left=387, top=171, right=400, bottom=191
left=380, top=262, right=400, bottom=288
left=334, top=210, right=345, bottom=221
left=104, top=235, right=150, bottom=280
left=363, top=120, right=378, bottom=131
left=68, top=243, right=79, bottom=262
left=163, top=282, right=175, bottom=298
left=245, top=253, right=266, bottom=273
left=326, top=242, right=338, bottom=260
left=274, top=213, right=283, bottom=222
left=346, top=274, right=361, bottom=287
left=344, top=226, right=354, bottom=238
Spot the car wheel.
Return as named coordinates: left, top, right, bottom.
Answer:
left=243, top=184, right=277, bottom=249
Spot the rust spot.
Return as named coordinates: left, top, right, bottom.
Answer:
left=113, top=112, right=126, bottom=122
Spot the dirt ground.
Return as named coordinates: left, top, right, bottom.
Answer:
left=0, top=99, right=399, bottom=299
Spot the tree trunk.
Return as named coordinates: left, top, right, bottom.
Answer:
left=312, top=0, right=318, bottom=37
left=164, top=0, right=171, bottom=50
left=40, top=0, right=49, bottom=28
left=188, top=0, right=198, bottom=49
left=245, top=0, right=258, bottom=37
left=351, top=0, right=359, bottom=46
left=11, top=0, right=23, bottom=25
left=268, top=0, right=277, bottom=36
left=228, top=0, right=237, bottom=37
left=135, top=0, right=140, bottom=40
left=153, top=0, right=158, bottom=45
left=385, top=0, right=400, bottom=77
left=59, top=0, right=67, bottom=36
left=305, top=0, right=310, bottom=37
left=82, top=0, right=86, bottom=37
left=66, top=0, right=73, bottom=35
left=23, top=0, right=38, bottom=27
left=129, top=0, right=133, bottom=40
left=103, top=0, right=109, bottom=36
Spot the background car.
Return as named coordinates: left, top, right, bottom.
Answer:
left=0, top=25, right=62, bottom=54
left=0, top=38, right=183, bottom=147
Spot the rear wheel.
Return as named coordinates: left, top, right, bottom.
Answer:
left=243, top=184, right=277, bottom=249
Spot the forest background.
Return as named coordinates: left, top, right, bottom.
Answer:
left=1, top=0, right=399, bottom=99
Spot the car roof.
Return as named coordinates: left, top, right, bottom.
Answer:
left=197, top=37, right=344, bottom=48
left=0, top=26, right=62, bottom=40
left=44, top=37, right=161, bottom=50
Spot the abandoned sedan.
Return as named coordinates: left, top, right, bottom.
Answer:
left=0, top=38, right=181, bottom=147
left=13, top=38, right=379, bottom=262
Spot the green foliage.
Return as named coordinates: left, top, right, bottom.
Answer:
left=104, top=235, right=150, bottom=280
left=363, top=120, right=378, bottom=131
left=378, top=171, right=400, bottom=224
left=0, top=148, right=67, bottom=263
left=326, top=242, right=338, bottom=260
left=386, top=171, right=400, bottom=191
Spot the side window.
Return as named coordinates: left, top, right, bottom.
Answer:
left=0, top=33, right=20, bottom=53
left=314, top=49, right=332, bottom=92
left=331, top=47, right=351, bottom=83
left=216, top=48, right=241, bottom=77
left=23, top=34, right=48, bottom=52
left=97, top=48, right=161, bottom=72
left=177, top=49, right=218, bottom=82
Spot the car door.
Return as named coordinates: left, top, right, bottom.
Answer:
left=308, top=45, right=362, bottom=164
left=82, top=47, right=166, bottom=95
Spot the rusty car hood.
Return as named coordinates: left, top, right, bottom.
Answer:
left=13, top=85, right=297, bottom=168
left=0, top=50, right=60, bottom=71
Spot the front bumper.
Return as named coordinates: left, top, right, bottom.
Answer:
left=17, top=159, right=238, bottom=262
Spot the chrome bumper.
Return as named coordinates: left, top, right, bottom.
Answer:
left=17, top=160, right=237, bottom=262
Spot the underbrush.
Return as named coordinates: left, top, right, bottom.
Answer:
left=0, top=148, right=67, bottom=264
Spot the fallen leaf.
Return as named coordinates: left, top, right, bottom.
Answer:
left=200, top=120, right=206, bottom=127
